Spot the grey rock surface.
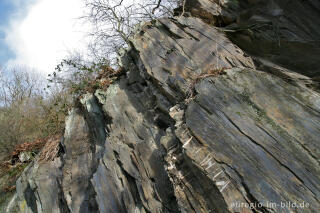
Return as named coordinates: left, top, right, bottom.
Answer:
left=7, top=0, right=320, bottom=212
left=224, top=0, right=320, bottom=82
left=18, top=152, right=33, bottom=163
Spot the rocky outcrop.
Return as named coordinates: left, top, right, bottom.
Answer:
left=6, top=0, right=320, bottom=212
left=226, top=0, right=320, bottom=83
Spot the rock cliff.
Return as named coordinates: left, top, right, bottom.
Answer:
left=5, top=0, right=320, bottom=212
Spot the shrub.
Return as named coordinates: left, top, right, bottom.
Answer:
left=0, top=67, right=69, bottom=159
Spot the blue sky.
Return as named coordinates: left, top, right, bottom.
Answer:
left=0, top=0, right=16, bottom=65
left=0, top=0, right=90, bottom=74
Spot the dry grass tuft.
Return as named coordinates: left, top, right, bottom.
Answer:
left=186, top=65, right=228, bottom=103
left=193, top=66, right=227, bottom=83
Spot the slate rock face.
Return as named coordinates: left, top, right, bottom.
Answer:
left=6, top=0, right=320, bottom=212
left=224, top=0, right=320, bottom=82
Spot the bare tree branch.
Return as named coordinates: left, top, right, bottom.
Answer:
left=152, top=0, right=162, bottom=14
left=82, top=0, right=178, bottom=66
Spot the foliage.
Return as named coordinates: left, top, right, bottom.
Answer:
left=0, top=66, right=69, bottom=159
left=47, top=0, right=181, bottom=97
left=48, top=54, right=123, bottom=97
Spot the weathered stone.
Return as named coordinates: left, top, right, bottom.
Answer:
left=18, top=152, right=32, bottom=163
left=6, top=0, right=320, bottom=212
left=226, top=0, right=320, bottom=82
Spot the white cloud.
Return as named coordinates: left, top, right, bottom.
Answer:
left=5, top=0, right=91, bottom=74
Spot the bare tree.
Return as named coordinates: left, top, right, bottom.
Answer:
left=0, top=66, right=73, bottom=159
left=49, top=0, right=181, bottom=94
left=83, top=0, right=179, bottom=65
left=0, top=66, right=44, bottom=107
left=0, top=66, right=47, bottom=156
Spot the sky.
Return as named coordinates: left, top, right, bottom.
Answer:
left=0, top=0, right=90, bottom=74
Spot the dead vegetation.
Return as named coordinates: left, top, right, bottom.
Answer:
left=78, top=66, right=125, bottom=95
left=194, top=66, right=227, bottom=81
left=38, top=136, right=62, bottom=162
left=10, top=138, right=46, bottom=162
left=0, top=161, right=28, bottom=193
left=186, top=65, right=227, bottom=103
left=0, top=135, right=62, bottom=195
left=0, top=67, right=70, bottom=161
